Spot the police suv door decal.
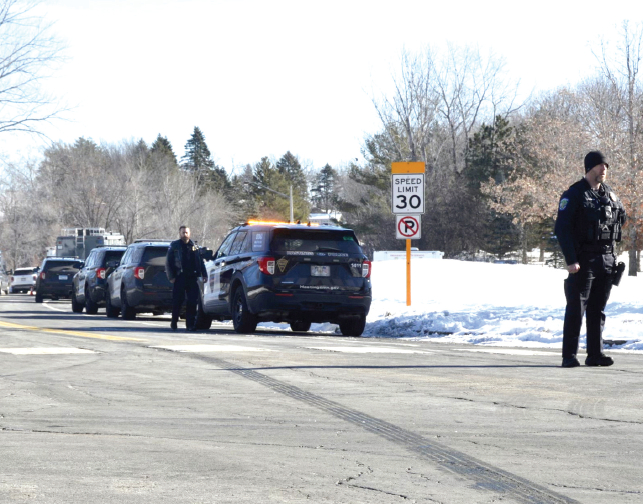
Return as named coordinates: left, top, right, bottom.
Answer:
left=204, top=266, right=220, bottom=308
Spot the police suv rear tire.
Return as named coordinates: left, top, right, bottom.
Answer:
left=232, top=289, right=257, bottom=334
left=105, top=291, right=120, bottom=318
left=290, top=320, right=312, bottom=332
left=339, top=314, right=366, bottom=337
left=121, top=288, right=136, bottom=320
left=85, top=287, right=99, bottom=314
left=71, top=290, right=84, bottom=313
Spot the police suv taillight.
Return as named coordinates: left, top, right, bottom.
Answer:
left=134, top=267, right=145, bottom=280
left=40, top=272, right=46, bottom=280
left=362, top=260, right=372, bottom=279
left=257, top=257, right=275, bottom=275
left=96, top=268, right=106, bottom=280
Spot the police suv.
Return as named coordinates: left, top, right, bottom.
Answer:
left=196, top=221, right=372, bottom=336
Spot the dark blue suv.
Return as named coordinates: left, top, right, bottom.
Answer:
left=105, top=241, right=173, bottom=319
left=71, top=246, right=127, bottom=314
left=196, top=222, right=372, bottom=336
left=34, top=257, right=84, bottom=303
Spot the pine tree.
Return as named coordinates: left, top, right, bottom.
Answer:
left=310, top=163, right=337, bottom=212
left=276, top=151, right=307, bottom=190
left=275, top=151, right=309, bottom=220
left=252, top=157, right=291, bottom=220
left=181, top=126, right=214, bottom=174
left=180, top=126, right=230, bottom=192
left=150, top=134, right=178, bottom=166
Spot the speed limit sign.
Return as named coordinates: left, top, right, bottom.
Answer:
left=392, top=173, right=425, bottom=214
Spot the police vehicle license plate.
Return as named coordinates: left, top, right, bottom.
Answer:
left=59, top=275, right=68, bottom=280
left=311, top=266, right=330, bottom=277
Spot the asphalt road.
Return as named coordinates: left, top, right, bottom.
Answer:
left=1, top=294, right=642, bottom=504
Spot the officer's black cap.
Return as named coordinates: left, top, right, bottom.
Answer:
left=584, top=151, right=609, bottom=172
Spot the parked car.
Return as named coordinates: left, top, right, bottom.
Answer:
left=34, top=258, right=84, bottom=302
left=105, top=241, right=174, bottom=319
left=196, top=221, right=372, bottom=336
left=71, top=246, right=127, bottom=314
left=10, top=267, right=38, bottom=294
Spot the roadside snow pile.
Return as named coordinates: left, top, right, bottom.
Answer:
left=364, top=258, right=643, bottom=352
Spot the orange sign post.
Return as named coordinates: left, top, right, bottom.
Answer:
left=391, top=162, right=426, bottom=306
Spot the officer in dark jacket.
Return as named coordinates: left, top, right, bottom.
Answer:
left=165, top=226, right=207, bottom=331
left=555, top=151, right=626, bottom=368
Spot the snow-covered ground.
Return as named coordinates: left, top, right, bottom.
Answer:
left=262, top=255, right=643, bottom=353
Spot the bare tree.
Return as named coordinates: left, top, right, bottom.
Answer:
left=0, top=0, right=66, bottom=136
left=371, top=47, right=441, bottom=163
left=0, top=159, right=57, bottom=269
left=594, top=21, right=643, bottom=275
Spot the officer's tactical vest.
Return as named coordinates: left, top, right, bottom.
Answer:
left=580, top=184, right=625, bottom=243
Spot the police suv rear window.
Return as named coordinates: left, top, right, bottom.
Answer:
left=270, top=229, right=362, bottom=254
left=45, top=260, right=83, bottom=272
left=104, top=250, right=125, bottom=264
left=142, top=247, right=168, bottom=266
left=14, top=268, right=35, bottom=275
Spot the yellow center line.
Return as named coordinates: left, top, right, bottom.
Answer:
left=0, top=320, right=148, bottom=342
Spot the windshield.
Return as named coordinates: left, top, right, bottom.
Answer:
left=271, top=229, right=363, bottom=254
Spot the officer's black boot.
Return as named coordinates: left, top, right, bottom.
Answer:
left=585, top=354, right=614, bottom=366
left=562, top=355, right=581, bottom=368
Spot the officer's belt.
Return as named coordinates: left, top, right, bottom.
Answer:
left=580, top=244, right=613, bottom=254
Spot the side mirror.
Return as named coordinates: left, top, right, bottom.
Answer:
left=200, top=247, right=214, bottom=262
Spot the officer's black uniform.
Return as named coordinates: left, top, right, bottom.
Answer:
left=554, top=152, right=626, bottom=367
left=165, top=239, right=207, bottom=330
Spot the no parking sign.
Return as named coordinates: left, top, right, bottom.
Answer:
left=396, top=215, right=421, bottom=239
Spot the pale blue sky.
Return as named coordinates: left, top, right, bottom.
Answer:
left=2, top=0, right=643, bottom=172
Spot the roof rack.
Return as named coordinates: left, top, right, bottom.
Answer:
left=133, top=239, right=171, bottom=243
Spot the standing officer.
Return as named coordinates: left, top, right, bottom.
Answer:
left=555, top=151, right=626, bottom=368
left=165, top=226, right=207, bottom=331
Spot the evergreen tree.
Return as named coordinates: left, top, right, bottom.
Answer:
left=181, top=126, right=214, bottom=174
left=465, top=116, right=525, bottom=259
left=252, top=157, right=291, bottom=220
left=276, top=151, right=307, bottom=190
left=180, top=126, right=230, bottom=192
left=310, top=163, right=338, bottom=212
left=231, top=164, right=258, bottom=219
left=208, top=166, right=232, bottom=193
left=275, top=151, right=309, bottom=219
left=150, top=134, right=178, bottom=166
left=465, top=115, right=518, bottom=188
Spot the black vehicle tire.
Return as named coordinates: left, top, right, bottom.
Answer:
left=290, top=320, right=312, bottom=332
left=105, top=290, right=120, bottom=318
left=339, top=314, right=366, bottom=337
left=35, top=291, right=43, bottom=303
left=121, top=288, right=136, bottom=320
left=71, top=290, right=84, bottom=313
left=232, top=288, right=257, bottom=334
left=85, top=287, right=99, bottom=314
left=195, top=298, right=213, bottom=330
